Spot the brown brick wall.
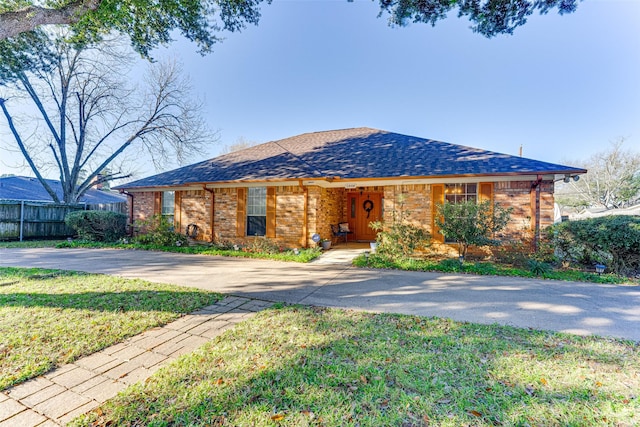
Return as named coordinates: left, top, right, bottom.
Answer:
left=129, top=179, right=555, bottom=250
left=382, top=185, right=431, bottom=229
left=539, top=181, right=555, bottom=228
left=212, top=188, right=238, bottom=243
left=275, top=186, right=305, bottom=247
left=131, top=191, right=156, bottom=224
left=176, top=190, right=212, bottom=241
left=494, top=180, right=554, bottom=236
left=308, top=187, right=345, bottom=245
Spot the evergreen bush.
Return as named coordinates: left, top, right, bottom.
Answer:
left=552, top=216, right=640, bottom=276
left=65, top=210, right=127, bottom=242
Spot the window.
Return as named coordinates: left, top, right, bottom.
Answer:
left=161, top=191, right=175, bottom=224
left=246, top=187, right=266, bottom=236
left=443, top=183, right=477, bottom=243
left=444, top=183, right=477, bottom=203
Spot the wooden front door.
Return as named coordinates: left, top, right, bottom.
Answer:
left=347, top=192, right=383, bottom=241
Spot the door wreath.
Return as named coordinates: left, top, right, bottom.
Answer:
left=363, top=200, right=374, bottom=218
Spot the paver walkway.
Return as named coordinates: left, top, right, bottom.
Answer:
left=0, top=296, right=273, bottom=426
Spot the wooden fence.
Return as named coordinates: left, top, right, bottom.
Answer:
left=0, top=200, right=127, bottom=241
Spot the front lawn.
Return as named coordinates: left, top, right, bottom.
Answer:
left=73, top=306, right=639, bottom=427
left=0, top=239, right=64, bottom=248
left=0, top=267, right=221, bottom=390
left=353, top=254, right=637, bottom=285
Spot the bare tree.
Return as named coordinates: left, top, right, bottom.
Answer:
left=220, top=136, right=258, bottom=154
left=0, top=32, right=210, bottom=203
left=556, top=138, right=640, bottom=210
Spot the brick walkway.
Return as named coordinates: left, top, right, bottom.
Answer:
left=0, top=296, right=273, bottom=426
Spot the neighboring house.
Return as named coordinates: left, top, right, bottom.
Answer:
left=568, top=204, right=640, bottom=220
left=0, top=176, right=126, bottom=207
left=116, top=128, right=586, bottom=248
left=0, top=176, right=127, bottom=240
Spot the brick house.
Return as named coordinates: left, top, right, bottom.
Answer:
left=116, top=128, right=585, bottom=248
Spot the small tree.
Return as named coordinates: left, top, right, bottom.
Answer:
left=436, top=200, right=512, bottom=260
left=369, top=195, right=430, bottom=259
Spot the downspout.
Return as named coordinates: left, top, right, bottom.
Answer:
left=204, top=186, right=215, bottom=243
left=299, top=180, right=308, bottom=248
left=531, top=175, right=542, bottom=253
left=121, top=190, right=134, bottom=236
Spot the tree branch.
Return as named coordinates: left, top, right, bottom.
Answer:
left=0, top=0, right=102, bottom=40
left=0, top=98, right=61, bottom=203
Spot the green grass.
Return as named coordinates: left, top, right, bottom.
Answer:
left=353, top=254, right=637, bottom=285
left=0, top=239, right=65, bottom=248
left=0, top=267, right=221, bottom=390
left=54, top=240, right=323, bottom=263
left=72, top=305, right=639, bottom=427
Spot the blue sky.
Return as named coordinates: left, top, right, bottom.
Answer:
left=1, top=0, right=639, bottom=180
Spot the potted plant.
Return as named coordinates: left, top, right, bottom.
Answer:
left=321, top=239, right=332, bottom=250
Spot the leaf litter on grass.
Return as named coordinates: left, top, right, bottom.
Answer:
left=71, top=306, right=640, bottom=427
left=0, top=267, right=221, bottom=390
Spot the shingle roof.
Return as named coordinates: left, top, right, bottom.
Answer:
left=0, top=176, right=126, bottom=204
left=118, top=128, right=586, bottom=189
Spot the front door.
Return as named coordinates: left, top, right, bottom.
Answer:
left=347, top=192, right=383, bottom=241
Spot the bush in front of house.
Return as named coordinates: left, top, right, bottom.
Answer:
left=435, top=200, right=512, bottom=260
left=65, top=210, right=127, bottom=242
left=552, top=215, right=640, bottom=276
left=369, top=196, right=431, bottom=259
left=134, top=214, right=188, bottom=247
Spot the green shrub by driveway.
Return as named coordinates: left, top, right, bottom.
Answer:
left=65, top=210, right=127, bottom=242
left=0, top=267, right=221, bottom=390
left=552, top=216, right=640, bottom=276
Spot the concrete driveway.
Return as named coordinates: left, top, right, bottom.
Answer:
left=1, top=248, right=639, bottom=342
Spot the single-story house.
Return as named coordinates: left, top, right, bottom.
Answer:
left=0, top=176, right=127, bottom=206
left=1, top=176, right=127, bottom=240
left=116, top=128, right=586, bottom=248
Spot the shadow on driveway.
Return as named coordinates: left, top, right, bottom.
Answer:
left=1, top=248, right=638, bottom=341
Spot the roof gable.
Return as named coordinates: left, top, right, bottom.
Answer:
left=119, top=128, right=585, bottom=189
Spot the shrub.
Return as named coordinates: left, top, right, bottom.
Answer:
left=527, top=259, right=552, bottom=276
left=552, top=216, right=640, bottom=276
left=243, top=237, right=282, bottom=254
left=471, top=262, right=498, bottom=275
left=437, top=258, right=464, bottom=272
left=65, top=210, right=127, bottom=242
left=435, top=200, right=512, bottom=259
left=134, top=215, right=188, bottom=247
left=369, top=196, right=430, bottom=260
left=494, top=227, right=556, bottom=267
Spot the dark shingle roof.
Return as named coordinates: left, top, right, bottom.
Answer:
left=119, top=128, right=586, bottom=189
left=0, top=176, right=126, bottom=204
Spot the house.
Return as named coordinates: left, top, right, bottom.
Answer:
left=0, top=176, right=127, bottom=240
left=0, top=176, right=127, bottom=207
left=116, top=128, right=586, bottom=248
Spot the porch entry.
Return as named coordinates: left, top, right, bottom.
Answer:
left=347, top=192, right=383, bottom=241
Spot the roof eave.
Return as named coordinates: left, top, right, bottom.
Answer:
left=116, top=168, right=587, bottom=192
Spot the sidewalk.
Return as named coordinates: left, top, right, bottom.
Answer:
left=0, top=296, right=273, bottom=426
left=311, top=242, right=370, bottom=265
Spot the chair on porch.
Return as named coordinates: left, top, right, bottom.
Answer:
left=331, top=223, right=353, bottom=244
